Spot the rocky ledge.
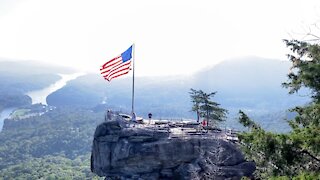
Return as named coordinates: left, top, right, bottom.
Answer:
left=91, top=120, right=255, bottom=180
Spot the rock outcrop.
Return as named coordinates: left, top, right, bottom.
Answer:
left=91, top=120, right=255, bottom=180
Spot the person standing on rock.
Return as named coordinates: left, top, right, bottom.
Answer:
left=105, top=109, right=112, bottom=121
left=202, top=119, right=207, bottom=126
left=131, top=112, right=137, bottom=127
left=132, top=112, right=136, bottom=121
left=148, top=112, right=152, bottom=124
left=132, top=112, right=137, bottom=122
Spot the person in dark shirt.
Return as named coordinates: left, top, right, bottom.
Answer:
left=148, top=113, right=152, bottom=124
left=105, top=109, right=112, bottom=121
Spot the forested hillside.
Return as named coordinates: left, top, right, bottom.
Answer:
left=0, top=106, right=103, bottom=179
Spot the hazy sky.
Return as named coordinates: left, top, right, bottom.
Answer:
left=0, top=0, right=320, bottom=76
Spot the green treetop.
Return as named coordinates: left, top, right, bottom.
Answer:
left=189, top=88, right=227, bottom=126
left=238, top=38, right=320, bottom=179
left=283, top=39, right=320, bottom=102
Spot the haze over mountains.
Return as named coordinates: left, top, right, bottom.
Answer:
left=0, top=59, right=76, bottom=110
left=192, top=57, right=309, bottom=112
left=47, top=57, right=309, bottom=119
left=0, top=57, right=310, bottom=131
left=0, top=59, right=75, bottom=93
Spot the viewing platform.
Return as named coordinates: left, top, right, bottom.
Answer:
left=104, top=111, right=239, bottom=142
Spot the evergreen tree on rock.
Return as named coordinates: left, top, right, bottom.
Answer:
left=189, top=88, right=227, bottom=126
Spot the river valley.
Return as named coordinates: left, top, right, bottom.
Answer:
left=0, top=73, right=84, bottom=132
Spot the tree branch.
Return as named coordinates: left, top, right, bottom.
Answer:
left=300, top=150, right=320, bottom=163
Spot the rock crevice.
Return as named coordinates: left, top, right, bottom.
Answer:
left=91, top=120, right=255, bottom=179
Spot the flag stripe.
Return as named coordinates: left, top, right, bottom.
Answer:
left=103, top=59, right=122, bottom=71
left=106, top=65, right=131, bottom=80
left=105, top=59, right=129, bottom=74
left=105, top=64, right=131, bottom=81
left=108, top=71, right=130, bottom=81
left=101, top=60, right=131, bottom=78
left=103, top=61, right=131, bottom=78
left=100, top=56, right=121, bottom=70
left=100, top=59, right=123, bottom=74
left=100, top=46, right=133, bottom=82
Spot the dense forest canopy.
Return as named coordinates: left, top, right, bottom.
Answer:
left=0, top=106, right=104, bottom=179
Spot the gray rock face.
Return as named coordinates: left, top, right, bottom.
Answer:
left=91, top=121, right=255, bottom=180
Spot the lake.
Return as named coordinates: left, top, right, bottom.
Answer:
left=26, top=73, right=85, bottom=105
left=0, top=73, right=84, bottom=132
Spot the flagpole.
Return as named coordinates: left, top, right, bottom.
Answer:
left=131, top=43, right=135, bottom=115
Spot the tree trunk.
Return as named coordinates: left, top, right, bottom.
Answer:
left=206, top=108, right=209, bottom=127
left=196, top=111, right=200, bottom=123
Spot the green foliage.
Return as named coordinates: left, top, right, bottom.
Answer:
left=238, top=39, right=320, bottom=179
left=0, top=92, right=31, bottom=111
left=283, top=39, right=320, bottom=102
left=0, top=154, right=103, bottom=180
left=291, top=172, right=320, bottom=180
left=0, top=106, right=104, bottom=179
left=238, top=110, right=260, bottom=129
left=189, top=88, right=227, bottom=126
left=269, top=172, right=320, bottom=180
left=10, top=109, right=31, bottom=118
left=189, top=88, right=203, bottom=122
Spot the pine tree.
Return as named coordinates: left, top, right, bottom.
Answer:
left=189, top=89, right=227, bottom=126
left=189, top=88, right=202, bottom=122
left=238, top=38, right=320, bottom=179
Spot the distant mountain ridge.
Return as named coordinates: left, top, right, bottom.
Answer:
left=0, top=59, right=76, bottom=91
left=191, top=57, right=308, bottom=111
left=47, top=57, right=309, bottom=117
left=0, top=57, right=308, bottom=131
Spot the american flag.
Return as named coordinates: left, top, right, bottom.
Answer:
left=100, top=46, right=133, bottom=82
